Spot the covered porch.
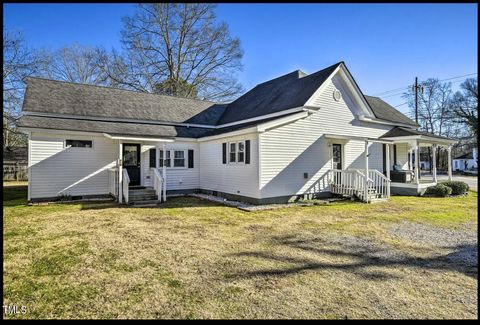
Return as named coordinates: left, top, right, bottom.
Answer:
left=104, top=134, right=174, bottom=205
left=324, top=128, right=456, bottom=202
left=380, top=127, right=457, bottom=196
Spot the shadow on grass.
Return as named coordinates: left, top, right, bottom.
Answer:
left=228, top=235, right=478, bottom=280
left=3, top=186, right=226, bottom=211
left=3, top=186, right=28, bottom=207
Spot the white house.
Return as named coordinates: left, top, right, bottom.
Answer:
left=18, top=62, right=456, bottom=205
left=453, top=148, right=478, bottom=172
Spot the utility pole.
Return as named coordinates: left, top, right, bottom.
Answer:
left=414, top=77, right=419, bottom=125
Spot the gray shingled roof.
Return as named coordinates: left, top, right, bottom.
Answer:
left=22, top=77, right=227, bottom=125
left=18, top=115, right=212, bottom=138
left=217, top=62, right=342, bottom=125
left=20, top=62, right=426, bottom=139
left=380, top=127, right=453, bottom=140
left=364, top=95, right=418, bottom=127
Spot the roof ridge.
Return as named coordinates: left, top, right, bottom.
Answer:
left=25, top=76, right=218, bottom=105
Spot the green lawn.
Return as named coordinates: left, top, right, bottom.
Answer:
left=3, top=186, right=478, bottom=319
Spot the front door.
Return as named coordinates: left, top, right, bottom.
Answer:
left=332, top=144, right=342, bottom=170
left=332, top=143, right=343, bottom=184
left=123, top=143, right=141, bottom=186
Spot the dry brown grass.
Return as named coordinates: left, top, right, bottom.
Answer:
left=3, top=187, right=478, bottom=319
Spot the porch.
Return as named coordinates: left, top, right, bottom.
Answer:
left=104, top=134, right=174, bottom=206
left=324, top=129, right=456, bottom=202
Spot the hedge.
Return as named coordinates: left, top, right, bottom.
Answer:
left=439, top=181, right=470, bottom=195
left=425, top=184, right=452, bottom=197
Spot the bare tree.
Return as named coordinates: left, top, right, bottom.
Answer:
left=98, top=3, right=243, bottom=101
left=41, top=44, right=108, bottom=85
left=450, top=78, right=478, bottom=141
left=3, top=28, right=43, bottom=149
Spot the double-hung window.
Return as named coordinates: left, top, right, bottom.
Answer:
left=229, top=143, right=236, bottom=163
left=228, top=141, right=245, bottom=164
left=173, top=150, right=185, bottom=167
left=159, top=150, right=171, bottom=167
left=159, top=150, right=186, bottom=168
left=237, top=141, right=245, bottom=163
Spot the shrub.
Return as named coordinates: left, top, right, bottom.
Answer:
left=425, top=184, right=452, bottom=197
left=440, top=181, right=470, bottom=195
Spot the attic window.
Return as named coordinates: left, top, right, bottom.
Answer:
left=333, top=89, right=342, bottom=101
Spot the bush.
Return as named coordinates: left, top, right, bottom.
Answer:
left=440, top=181, right=469, bottom=195
left=425, top=184, right=452, bottom=197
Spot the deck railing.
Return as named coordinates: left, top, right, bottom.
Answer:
left=329, top=169, right=390, bottom=202
left=122, top=169, right=130, bottom=204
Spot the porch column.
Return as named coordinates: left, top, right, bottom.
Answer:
left=432, top=144, right=437, bottom=183
left=118, top=141, right=123, bottom=204
left=408, top=146, right=413, bottom=171
left=386, top=143, right=391, bottom=197
left=162, top=143, right=167, bottom=202
left=364, top=140, right=369, bottom=202
left=447, top=145, right=453, bottom=181
left=414, top=142, right=420, bottom=185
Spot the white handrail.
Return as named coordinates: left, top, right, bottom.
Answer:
left=329, top=169, right=390, bottom=202
left=122, top=169, right=130, bottom=204
left=153, top=168, right=163, bottom=202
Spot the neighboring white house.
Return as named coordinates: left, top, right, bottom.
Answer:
left=453, top=148, right=478, bottom=172
left=18, top=62, right=456, bottom=205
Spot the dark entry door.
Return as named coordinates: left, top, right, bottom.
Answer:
left=332, top=144, right=342, bottom=170
left=123, top=143, right=141, bottom=186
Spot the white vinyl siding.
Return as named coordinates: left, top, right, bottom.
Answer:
left=259, top=79, right=393, bottom=199
left=29, top=132, right=117, bottom=199
left=141, top=141, right=199, bottom=190
left=199, top=134, right=259, bottom=198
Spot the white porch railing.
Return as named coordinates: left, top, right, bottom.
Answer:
left=329, top=169, right=390, bottom=203
left=122, top=169, right=130, bottom=204
left=108, top=168, right=118, bottom=197
left=153, top=168, right=165, bottom=202
left=367, top=170, right=390, bottom=201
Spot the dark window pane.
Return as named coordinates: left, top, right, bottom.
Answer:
left=66, top=140, right=92, bottom=148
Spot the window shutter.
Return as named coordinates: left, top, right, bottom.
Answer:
left=149, top=148, right=156, bottom=168
left=245, top=140, right=251, bottom=164
left=222, top=143, right=227, bottom=164
left=188, top=149, right=194, bottom=168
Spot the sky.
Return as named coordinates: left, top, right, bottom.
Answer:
left=3, top=3, right=478, bottom=116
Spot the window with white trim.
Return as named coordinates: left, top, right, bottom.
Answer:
left=237, top=141, right=245, bottom=163
left=229, top=142, right=236, bottom=163
left=173, top=150, right=185, bottom=167
left=228, top=141, right=246, bottom=164
left=65, top=139, right=92, bottom=148
left=159, top=150, right=171, bottom=167
left=159, top=149, right=187, bottom=168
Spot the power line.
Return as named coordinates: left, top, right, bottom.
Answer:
left=372, top=72, right=477, bottom=97
left=394, top=102, right=409, bottom=107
